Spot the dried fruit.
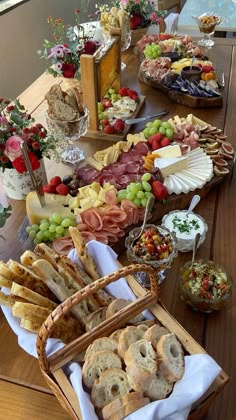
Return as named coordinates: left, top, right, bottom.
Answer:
left=221, top=141, right=234, bottom=155
left=214, top=166, right=230, bottom=176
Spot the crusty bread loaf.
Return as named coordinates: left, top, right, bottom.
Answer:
left=49, top=99, right=79, bottom=121
left=117, top=326, right=145, bottom=359
left=102, top=391, right=143, bottom=420
left=144, top=325, right=170, bottom=348
left=143, top=370, right=173, bottom=401
left=85, top=307, right=107, bottom=331
left=124, top=339, right=157, bottom=373
left=82, top=351, right=122, bottom=389
left=91, top=368, right=131, bottom=409
left=45, top=84, right=64, bottom=104
left=84, top=337, right=118, bottom=362
left=106, top=298, right=144, bottom=325
left=156, top=333, right=185, bottom=382
left=108, top=397, right=150, bottom=420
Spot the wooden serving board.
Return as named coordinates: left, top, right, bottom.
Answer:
left=138, top=70, right=223, bottom=108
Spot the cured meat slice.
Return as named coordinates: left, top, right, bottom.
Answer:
left=80, top=208, right=103, bottom=231
left=80, top=231, right=97, bottom=243
left=52, top=236, right=74, bottom=255
left=101, top=205, right=128, bottom=222
left=133, top=141, right=149, bottom=156
left=75, top=165, right=98, bottom=183
left=104, top=189, right=118, bottom=206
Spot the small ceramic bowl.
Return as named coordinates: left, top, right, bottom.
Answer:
left=181, top=66, right=202, bottom=82
left=179, top=260, right=233, bottom=313
left=162, top=210, right=208, bottom=252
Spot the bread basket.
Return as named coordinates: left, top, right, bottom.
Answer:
left=36, top=263, right=228, bottom=420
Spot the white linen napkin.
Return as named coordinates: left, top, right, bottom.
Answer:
left=1, top=240, right=221, bottom=420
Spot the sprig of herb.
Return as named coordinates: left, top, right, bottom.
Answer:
left=172, top=215, right=200, bottom=234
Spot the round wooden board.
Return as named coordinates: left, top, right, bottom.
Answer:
left=138, top=70, right=223, bottom=108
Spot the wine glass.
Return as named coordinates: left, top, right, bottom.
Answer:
left=192, top=13, right=226, bottom=48
left=46, top=107, right=89, bottom=165
left=125, top=224, right=178, bottom=288
left=121, top=24, right=131, bottom=71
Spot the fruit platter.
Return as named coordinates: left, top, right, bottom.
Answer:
left=135, top=33, right=223, bottom=108
left=23, top=112, right=234, bottom=256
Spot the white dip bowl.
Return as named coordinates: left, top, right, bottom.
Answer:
left=162, top=210, right=208, bottom=252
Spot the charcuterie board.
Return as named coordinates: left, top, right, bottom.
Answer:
left=138, top=70, right=223, bottom=108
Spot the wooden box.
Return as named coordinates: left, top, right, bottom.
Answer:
left=36, top=264, right=229, bottom=420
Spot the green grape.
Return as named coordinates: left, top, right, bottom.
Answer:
left=146, top=121, right=154, bottom=127
left=49, top=224, right=57, bottom=233
left=149, top=127, right=158, bottom=135
left=61, top=218, right=73, bottom=228
left=51, top=213, right=62, bottom=224
left=136, top=190, right=145, bottom=199
left=55, top=232, right=64, bottom=238
left=36, top=231, right=44, bottom=241
left=135, top=182, right=142, bottom=191
left=40, top=222, right=50, bottom=231
left=43, top=230, right=51, bottom=241
left=141, top=173, right=152, bottom=182
left=153, top=119, right=162, bottom=128
left=40, top=218, right=48, bottom=225
left=56, top=225, right=64, bottom=234
left=161, top=121, right=171, bottom=129
left=68, top=220, right=77, bottom=227
left=48, top=232, right=56, bottom=241
left=145, top=191, right=154, bottom=199
left=143, top=128, right=151, bottom=139
left=165, top=128, right=174, bottom=139
left=158, top=126, right=166, bottom=135
left=28, top=230, right=37, bottom=239
left=133, top=198, right=141, bottom=207
left=34, top=237, right=42, bottom=245
left=142, top=180, right=152, bottom=192
left=31, top=224, right=40, bottom=232
left=127, top=191, right=136, bottom=201
left=26, top=225, right=33, bottom=233
left=141, top=197, right=148, bottom=207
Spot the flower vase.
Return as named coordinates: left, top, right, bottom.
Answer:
left=0, top=159, right=47, bottom=200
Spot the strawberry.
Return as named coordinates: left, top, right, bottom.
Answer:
left=101, top=98, right=113, bottom=109
left=160, top=137, right=170, bottom=148
left=42, top=184, right=56, bottom=194
left=114, top=118, right=125, bottom=132
left=127, top=89, right=138, bottom=101
left=100, top=119, right=110, bottom=127
left=152, top=139, right=161, bottom=151
left=202, top=65, right=214, bottom=73
left=49, top=176, right=62, bottom=186
left=104, top=124, right=115, bottom=134
left=118, top=87, right=129, bottom=96
left=56, top=183, right=70, bottom=195
left=152, top=180, right=168, bottom=201
left=147, top=133, right=163, bottom=147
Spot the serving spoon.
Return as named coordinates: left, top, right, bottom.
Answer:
left=186, top=194, right=201, bottom=217
left=131, top=195, right=155, bottom=247
left=190, top=232, right=201, bottom=270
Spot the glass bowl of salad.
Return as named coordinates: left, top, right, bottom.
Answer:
left=125, top=224, right=178, bottom=288
left=179, top=260, right=233, bottom=313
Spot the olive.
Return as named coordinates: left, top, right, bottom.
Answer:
left=63, top=175, right=73, bottom=184
left=69, top=189, right=78, bottom=197
left=68, top=179, right=80, bottom=189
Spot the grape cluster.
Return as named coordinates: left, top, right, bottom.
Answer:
left=142, top=119, right=174, bottom=140
left=117, top=173, right=154, bottom=208
left=26, top=213, right=76, bottom=245
left=144, top=43, right=162, bottom=59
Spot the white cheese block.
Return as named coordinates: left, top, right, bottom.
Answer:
left=152, top=145, right=182, bottom=158
left=154, top=156, right=188, bottom=178
left=174, top=173, right=201, bottom=191
left=26, top=192, right=73, bottom=224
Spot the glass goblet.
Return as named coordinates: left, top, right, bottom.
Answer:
left=125, top=224, right=178, bottom=288
left=46, top=107, right=89, bottom=165
left=192, top=13, right=226, bottom=48
left=121, top=28, right=131, bottom=71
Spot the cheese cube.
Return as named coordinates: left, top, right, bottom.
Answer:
left=154, top=156, right=188, bottom=178
left=152, top=145, right=182, bottom=158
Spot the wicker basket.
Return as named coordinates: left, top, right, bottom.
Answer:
left=36, top=264, right=229, bottom=420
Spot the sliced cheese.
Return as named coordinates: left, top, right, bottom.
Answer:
left=154, top=156, right=188, bottom=178
left=26, top=192, right=73, bottom=224
left=152, top=145, right=182, bottom=158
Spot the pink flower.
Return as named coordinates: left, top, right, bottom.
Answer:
left=4, top=135, right=23, bottom=161
left=150, top=12, right=158, bottom=22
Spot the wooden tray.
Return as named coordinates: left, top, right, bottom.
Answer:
left=36, top=264, right=229, bottom=420
left=138, top=70, right=223, bottom=108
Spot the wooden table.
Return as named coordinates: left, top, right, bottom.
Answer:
left=0, top=37, right=236, bottom=419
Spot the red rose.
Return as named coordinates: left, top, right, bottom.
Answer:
left=61, top=63, right=76, bottom=78
left=12, top=152, right=40, bottom=174
left=130, top=13, right=142, bottom=30
left=83, top=40, right=97, bottom=55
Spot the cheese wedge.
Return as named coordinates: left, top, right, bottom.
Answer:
left=154, top=156, right=188, bottom=178
left=26, top=191, right=73, bottom=224
left=152, top=145, right=182, bottom=158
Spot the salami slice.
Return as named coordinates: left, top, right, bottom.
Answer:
left=80, top=208, right=103, bottom=231
left=52, top=236, right=74, bottom=255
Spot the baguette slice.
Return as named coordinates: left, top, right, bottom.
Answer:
left=117, top=326, right=145, bottom=359
left=91, top=368, right=131, bottom=409
left=144, top=325, right=170, bottom=348
left=126, top=365, right=154, bottom=391
left=108, top=397, right=150, bottom=420
left=156, top=333, right=185, bottom=382
left=124, top=339, right=157, bottom=373
left=82, top=351, right=122, bottom=389
left=102, top=391, right=144, bottom=420
left=20, top=250, right=39, bottom=266
left=143, top=370, right=173, bottom=401
left=85, top=307, right=107, bottom=331
left=10, top=282, right=57, bottom=310
left=106, top=298, right=144, bottom=325
left=84, top=337, right=118, bottom=362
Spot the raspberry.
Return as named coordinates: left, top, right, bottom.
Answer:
left=114, top=119, right=125, bottom=132
left=104, top=124, right=115, bottom=134
left=56, top=183, right=70, bottom=195
left=49, top=176, right=62, bottom=186
left=42, top=184, right=56, bottom=194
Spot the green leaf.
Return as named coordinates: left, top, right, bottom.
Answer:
left=10, top=112, right=24, bottom=126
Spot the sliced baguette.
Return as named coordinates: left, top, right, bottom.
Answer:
left=84, top=337, right=118, bottom=362
left=144, top=325, right=170, bottom=348
left=85, top=307, right=107, bottom=331
left=156, top=333, right=185, bottom=382
left=106, top=298, right=144, bottom=325
left=102, top=391, right=144, bottom=420
left=82, top=351, right=122, bottom=389
left=108, top=397, right=150, bottom=420
left=117, top=326, right=145, bottom=359
left=91, top=368, right=131, bottom=409
left=124, top=339, right=157, bottom=373
left=143, top=370, right=173, bottom=401
left=10, top=282, right=57, bottom=310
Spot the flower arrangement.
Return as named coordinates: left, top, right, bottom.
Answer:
left=37, top=9, right=100, bottom=80
left=0, top=98, right=60, bottom=174
left=0, top=203, right=11, bottom=242
left=113, top=0, right=166, bottom=30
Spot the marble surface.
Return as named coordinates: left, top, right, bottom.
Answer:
left=0, top=0, right=28, bottom=14
left=178, top=0, right=236, bottom=33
